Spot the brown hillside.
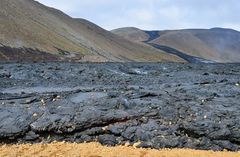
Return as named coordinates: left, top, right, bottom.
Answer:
left=112, top=27, right=240, bottom=63
left=0, top=0, right=183, bottom=62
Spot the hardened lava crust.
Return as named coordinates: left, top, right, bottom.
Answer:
left=0, top=62, right=239, bottom=151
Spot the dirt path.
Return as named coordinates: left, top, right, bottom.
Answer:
left=0, top=142, right=239, bottom=157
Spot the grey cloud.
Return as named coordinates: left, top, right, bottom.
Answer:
left=37, top=0, right=240, bottom=31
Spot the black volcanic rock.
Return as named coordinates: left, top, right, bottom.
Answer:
left=0, top=62, right=240, bottom=151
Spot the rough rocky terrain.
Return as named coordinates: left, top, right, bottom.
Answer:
left=0, top=62, right=240, bottom=151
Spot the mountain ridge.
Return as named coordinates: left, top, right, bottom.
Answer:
left=112, top=27, right=240, bottom=63
left=0, top=0, right=183, bottom=62
left=1, top=0, right=240, bottom=63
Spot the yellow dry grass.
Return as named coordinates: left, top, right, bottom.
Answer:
left=0, top=142, right=239, bottom=157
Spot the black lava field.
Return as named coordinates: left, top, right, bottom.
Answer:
left=0, top=62, right=240, bottom=151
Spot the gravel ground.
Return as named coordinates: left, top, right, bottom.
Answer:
left=0, top=62, right=240, bottom=151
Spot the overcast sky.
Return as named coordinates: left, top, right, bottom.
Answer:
left=37, top=0, right=240, bottom=31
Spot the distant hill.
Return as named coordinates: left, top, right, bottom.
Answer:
left=0, top=0, right=183, bottom=62
left=112, top=27, right=240, bottom=63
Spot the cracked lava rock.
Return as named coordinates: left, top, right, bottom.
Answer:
left=0, top=62, right=240, bottom=151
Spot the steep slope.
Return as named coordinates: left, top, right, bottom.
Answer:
left=0, top=0, right=183, bottom=62
left=112, top=27, right=240, bottom=63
